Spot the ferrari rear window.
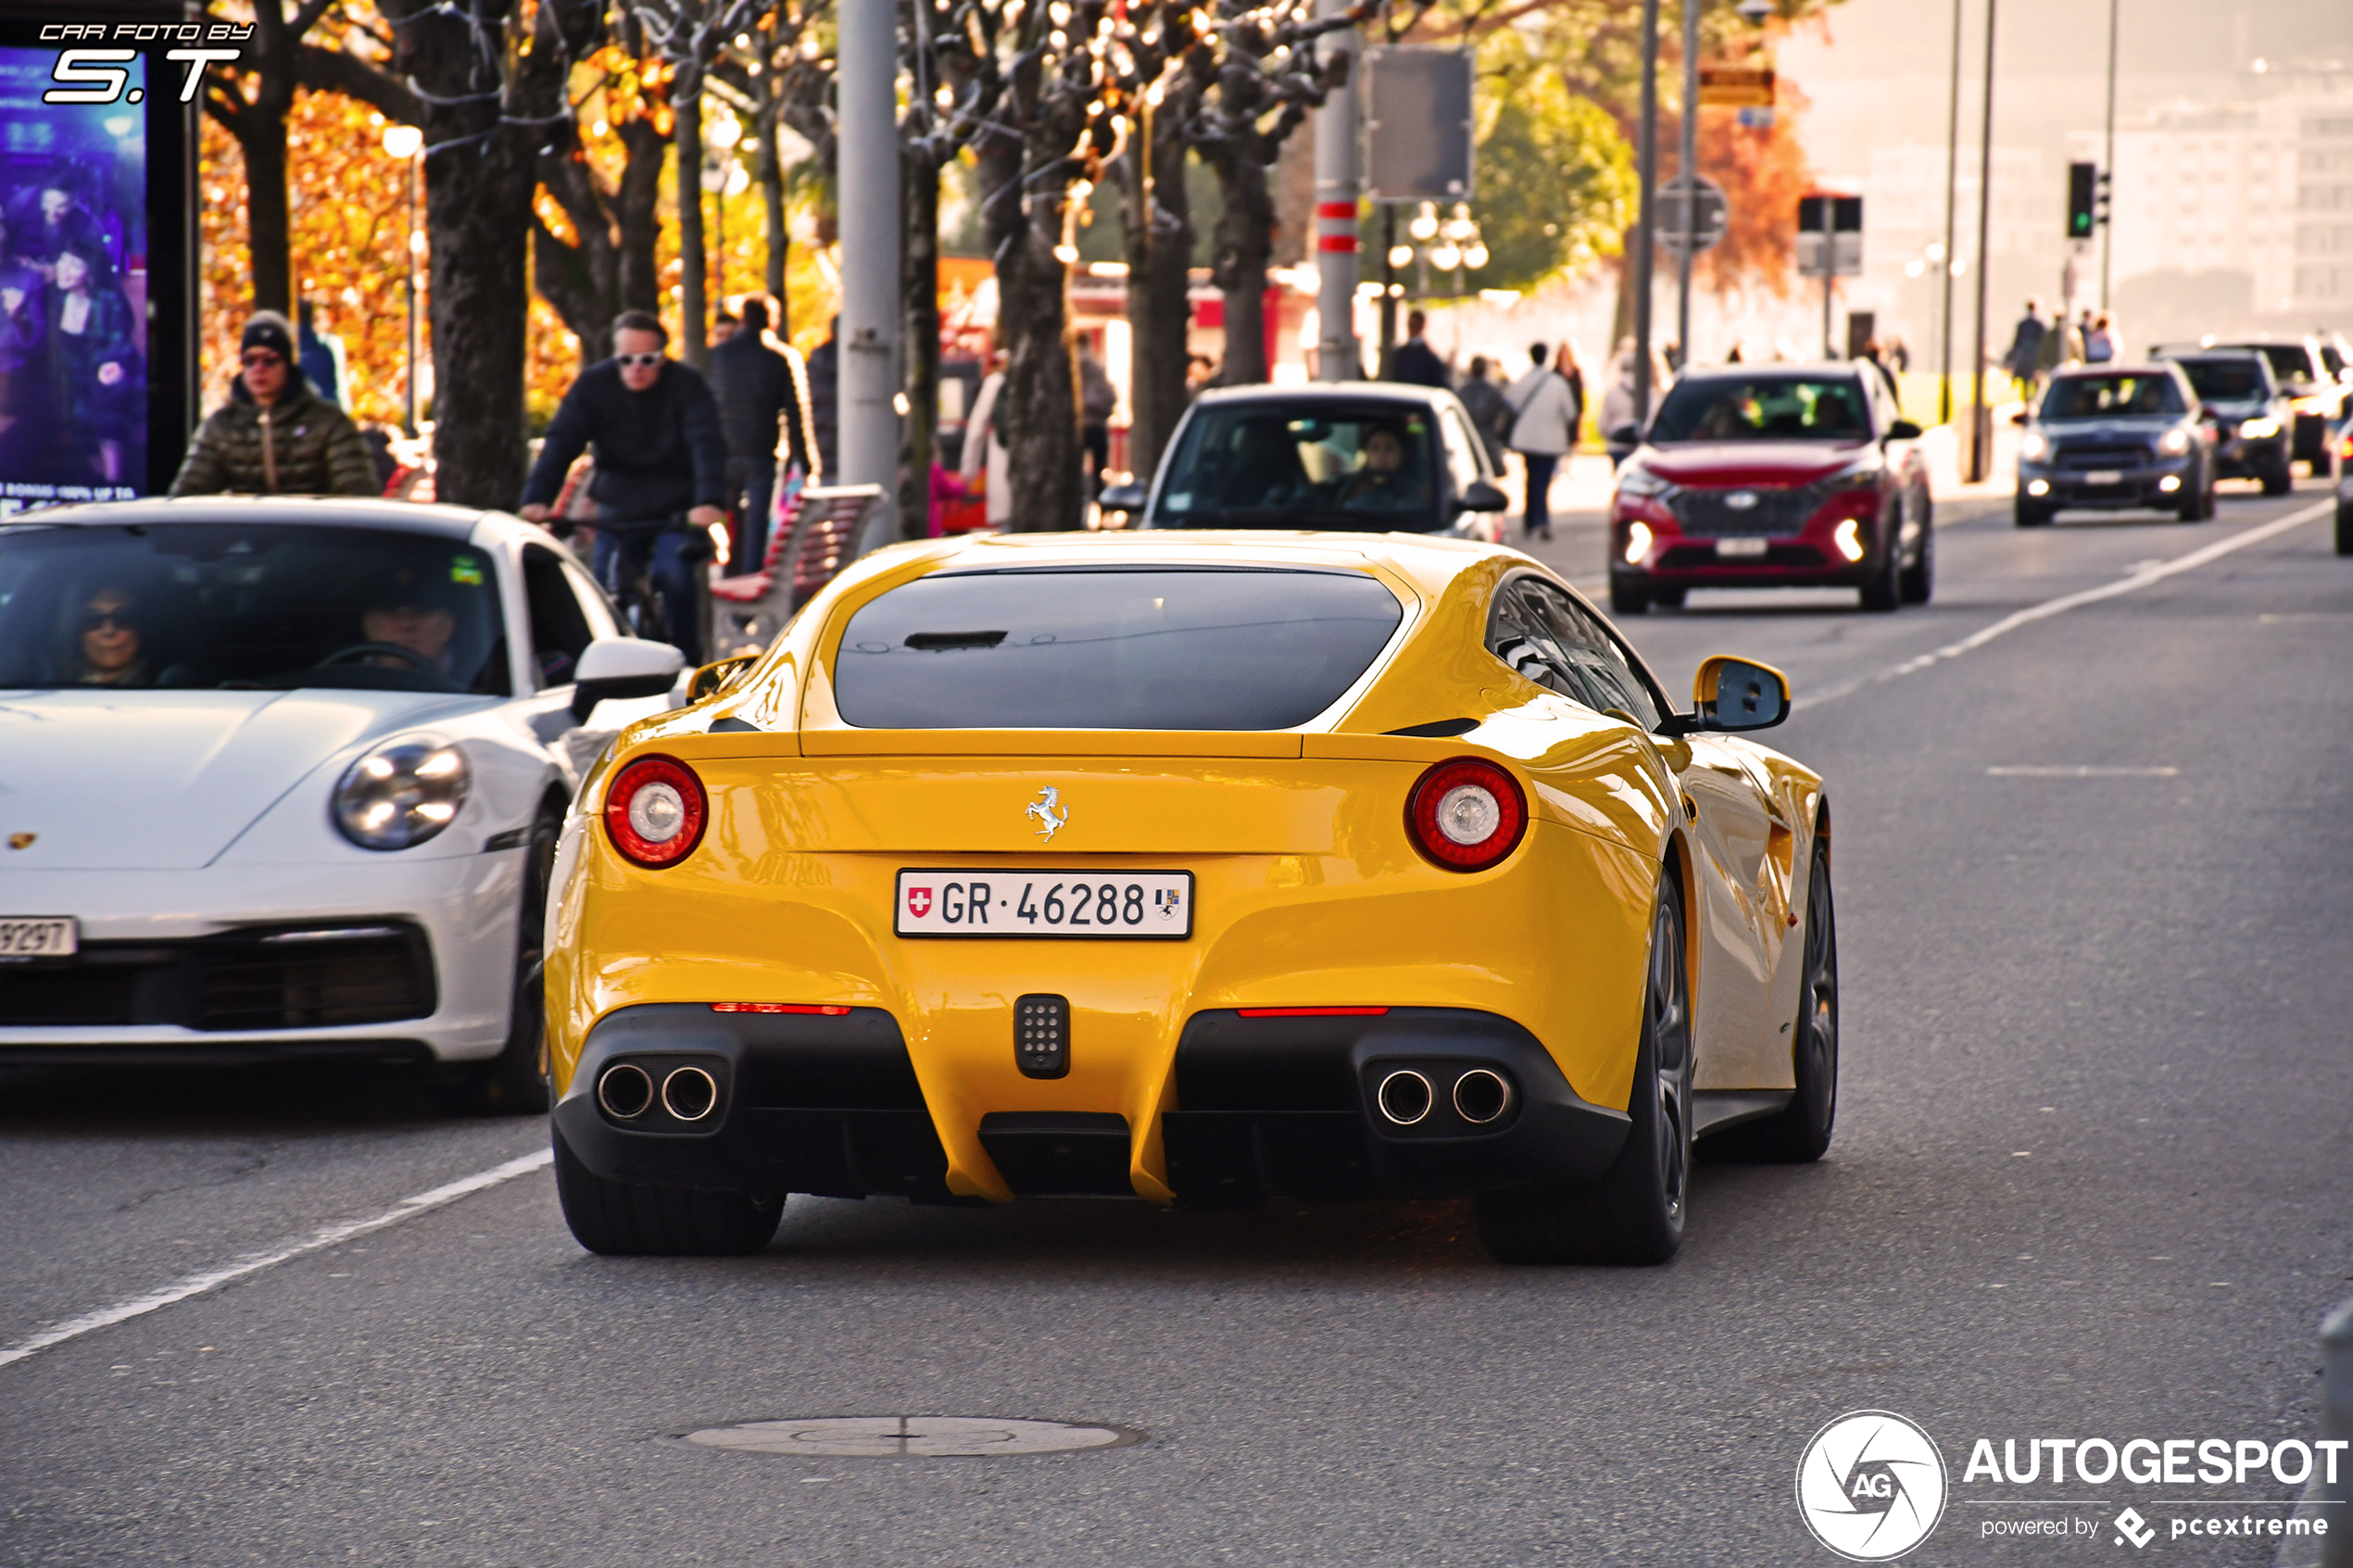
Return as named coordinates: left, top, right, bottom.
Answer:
left=833, top=567, right=1403, bottom=730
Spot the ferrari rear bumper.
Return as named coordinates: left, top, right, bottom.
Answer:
left=554, top=1003, right=1632, bottom=1204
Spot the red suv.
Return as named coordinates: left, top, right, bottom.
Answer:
left=1606, top=366, right=1931, bottom=614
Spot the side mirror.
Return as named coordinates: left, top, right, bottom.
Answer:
left=1886, top=419, right=1922, bottom=440
left=1098, top=482, right=1147, bottom=512
left=2010, top=410, right=2031, bottom=426
left=1658, top=654, right=1790, bottom=734
left=571, top=636, right=686, bottom=722
left=686, top=652, right=759, bottom=705
left=1454, top=480, right=1508, bottom=512
left=1606, top=422, right=1642, bottom=446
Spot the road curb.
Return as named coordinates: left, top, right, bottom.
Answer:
left=2275, top=1296, right=2353, bottom=1568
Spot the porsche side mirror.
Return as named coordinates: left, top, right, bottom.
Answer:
left=572, top=636, right=686, bottom=722
left=1656, top=654, right=1790, bottom=735
left=1454, top=480, right=1509, bottom=512
left=1098, top=483, right=1147, bottom=512
left=686, top=651, right=759, bottom=705
left=1886, top=419, right=1922, bottom=440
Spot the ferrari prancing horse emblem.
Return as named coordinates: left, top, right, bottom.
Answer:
left=1026, top=786, right=1068, bottom=843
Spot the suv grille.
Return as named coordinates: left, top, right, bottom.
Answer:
left=0, top=925, right=436, bottom=1031
left=2054, top=439, right=2154, bottom=470
left=1667, top=480, right=1831, bottom=536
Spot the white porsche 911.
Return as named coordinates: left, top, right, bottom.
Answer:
left=0, top=497, right=688, bottom=1109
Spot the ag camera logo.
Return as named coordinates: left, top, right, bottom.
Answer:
left=1796, top=1411, right=1949, bottom=1561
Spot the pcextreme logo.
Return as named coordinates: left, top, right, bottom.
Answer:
left=1796, top=1411, right=1951, bottom=1562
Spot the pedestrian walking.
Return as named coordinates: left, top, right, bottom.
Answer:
left=803, top=315, right=839, bottom=479
left=296, top=301, right=348, bottom=412
left=1390, top=310, right=1449, bottom=389
left=2003, top=299, right=2047, bottom=400
left=1078, top=337, right=1115, bottom=499
left=2038, top=309, right=2079, bottom=378
left=959, top=348, right=1012, bottom=531
left=518, top=309, right=730, bottom=664
left=1504, top=342, right=1579, bottom=542
left=705, top=295, right=814, bottom=571
left=1455, top=355, right=1512, bottom=471
left=170, top=310, right=376, bottom=497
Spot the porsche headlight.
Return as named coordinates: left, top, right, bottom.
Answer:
left=2158, top=426, right=2192, bottom=455
left=2020, top=432, right=2050, bottom=461
left=2240, top=416, right=2281, bottom=439
left=333, top=739, right=470, bottom=850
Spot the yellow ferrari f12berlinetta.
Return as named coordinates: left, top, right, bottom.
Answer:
left=545, top=531, right=1834, bottom=1265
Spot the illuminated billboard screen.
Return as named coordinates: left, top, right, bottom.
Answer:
left=0, top=7, right=196, bottom=513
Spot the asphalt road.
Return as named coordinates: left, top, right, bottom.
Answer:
left=5, top=478, right=2350, bottom=1566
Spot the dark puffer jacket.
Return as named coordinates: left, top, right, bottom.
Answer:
left=170, top=374, right=378, bottom=497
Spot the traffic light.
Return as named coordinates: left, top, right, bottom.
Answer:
left=2067, top=161, right=2097, bottom=240
left=2095, top=169, right=2112, bottom=228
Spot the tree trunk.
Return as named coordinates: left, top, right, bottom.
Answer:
left=675, top=86, right=711, bottom=370
left=900, top=140, right=939, bottom=540
left=757, top=94, right=788, bottom=311
left=533, top=116, right=667, bottom=364
left=236, top=121, right=295, bottom=320
left=1120, top=93, right=1193, bottom=481
left=1206, top=146, right=1274, bottom=385
left=615, top=118, right=667, bottom=317
left=975, top=136, right=1083, bottom=533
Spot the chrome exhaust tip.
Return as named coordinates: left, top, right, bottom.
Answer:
left=596, top=1061, right=654, bottom=1120
left=661, top=1064, right=719, bottom=1123
left=1376, top=1069, right=1433, bottom=1126
left=1452, top=1068, right=1513, bottom=1125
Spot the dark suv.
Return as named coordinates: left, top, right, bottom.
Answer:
left=2014, top=364, right=2213, bottom=526
left=2167, top=353, right=2294, bottom=495
left=2197, top=338, right=2343, bottom=474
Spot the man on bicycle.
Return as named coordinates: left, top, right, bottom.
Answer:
left=520, top=309, right=729, bottom=663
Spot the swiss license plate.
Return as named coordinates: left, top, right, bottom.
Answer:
left=2084, top=470, right=2122, bottom=485
left=0, top=917, right=77, bottom=960
left=1715, top=537, right=1769, bottom=558
left=895, top=871, right=1193, bottom=939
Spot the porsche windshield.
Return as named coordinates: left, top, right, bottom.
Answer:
left=2040, top=374, right=2186, bottom=420
left=833, top=567, right=1403, bottom=729
left=1650, top=376, right=1872, bottom=442
left=1155, top=406, right=1444, bottom=531
left=0, top=522, right=509, bottom=694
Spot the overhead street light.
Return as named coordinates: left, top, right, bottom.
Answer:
left=382, top=123, right=424, bottom=436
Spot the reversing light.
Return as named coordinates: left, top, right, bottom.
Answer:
left=1405, top=758, right=1528, bottom=872
left=604, top=754, right=708, bottom=867
left=1625, top=521, right=1653, bottom=564
left=1832, top=518, right=1867, bottom=562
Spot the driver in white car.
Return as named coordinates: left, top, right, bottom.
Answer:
left=359, top=569, right=459, bottom=676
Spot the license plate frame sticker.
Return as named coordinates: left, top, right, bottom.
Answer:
left=1714, top=537, right=1769, bottom=558
left=2084, top=470, right=2122, bottom=485
left=896, top=872, right=1193, bottom=939
left=0, top=917, right=78, bottom=960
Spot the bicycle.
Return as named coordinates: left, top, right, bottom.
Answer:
left=594, top=513, right=715, bottom=664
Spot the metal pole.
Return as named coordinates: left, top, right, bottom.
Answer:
left=1822, top=257, right=1833, bottom=360
left=1313, top=0, right=1360, bottom=382
left=837, top=0, right=901, bottom=536
left=1677, top=0, right=1698, bottom=369
left=1938, top=0, right=1961, bottom=425
left=1632, top=0, right=1661, bottom=427
left=404, top=155, right=419, bottom=437
left=1378, top=207, right=1397, bottom=378
left=1966, top=0, right=1996, bottom=483
left=2099, top=0, right=2118, bottom=311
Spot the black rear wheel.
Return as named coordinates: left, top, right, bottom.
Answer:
left=1476, top=874, right=1692, bottom=1265
left=2261, top=458, right=2293, bottom=496
left=2335, top=501, right=2352, bottom=557
left=553, top=1124, right=783, bottom=1256
left=1857, top=523, right=1902, bottom=612
left=1711, top=834, right=1838, bottom=1162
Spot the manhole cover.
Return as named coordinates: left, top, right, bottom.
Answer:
left=683, top=1415, right=1142, bottom=1457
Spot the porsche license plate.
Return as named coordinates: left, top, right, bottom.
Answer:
left=0, top=917, right=77, bottom=960
left=896, top=872, right=1193, bottom=939
left=2084, top=470, right=2122, bottom=485
left=1715, top=537, right=1769, bottom=558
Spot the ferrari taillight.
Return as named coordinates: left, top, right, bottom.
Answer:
left=1405, top=758, right=1529, bottom=872
left=605, top=755, right=708, bottom=868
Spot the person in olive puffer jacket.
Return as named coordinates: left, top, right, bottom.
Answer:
left=170, top=310, right=378, bottom=496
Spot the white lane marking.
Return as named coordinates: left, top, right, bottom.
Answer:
left=0, top=1148, right=552, bottom=1371
left=1802, top=499, right=2334, bottom=709
left=1985, top=765, right=2180, bottom=778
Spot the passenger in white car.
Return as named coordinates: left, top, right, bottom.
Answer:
left=73, top=587, right=145, bottom=687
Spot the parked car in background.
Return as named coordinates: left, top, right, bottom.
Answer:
left=2335, top=414, right=2353, bottom=556
left=2159, top=353, right=2294, bottom=495
left=2016, top=364, right=2215, bottom=525
left=1604, top=365, right=1931, bottom=614
left=1102, top=384, right=1509, bottom=540
left=2185, top=337, right=2343, bottom=475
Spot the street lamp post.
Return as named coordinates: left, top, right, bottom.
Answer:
left=382, top=123, right=423, bottom=437
left=1632, top=0, right=1662, bottom=428
left=1966, top=0, right=1997, bottom=483
left=1677, top=0, right=1699, bottom=370
left=2099, top=0, right=2118, bottom=310
left=1938, top=0, right=1962, bottom=425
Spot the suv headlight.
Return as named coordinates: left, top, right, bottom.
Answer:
left=1614, top=463, right=1670, bottom=500
left=2020, top=431, right=2050, bottom=461
left=2240, top=416, right=2281, bottom=439
left=2158, top=427, right=2192, bottom=455
left=1824, top=451, right=1886, bottom=486
left=333, top=739, right=470, bottom=850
